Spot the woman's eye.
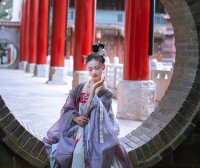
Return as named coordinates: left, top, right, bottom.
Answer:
left=95, top=67, right=99, bottom=70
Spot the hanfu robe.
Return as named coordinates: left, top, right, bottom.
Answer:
left=43, top=82, right=133, bottom=168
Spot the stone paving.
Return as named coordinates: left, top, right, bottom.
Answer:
left=0, top=69, right=142, bottom=139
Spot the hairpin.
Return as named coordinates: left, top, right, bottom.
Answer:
left=82, top=55, right=87, bottom=64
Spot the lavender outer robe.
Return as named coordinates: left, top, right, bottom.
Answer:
left=43, top=82, right=133, bottom=168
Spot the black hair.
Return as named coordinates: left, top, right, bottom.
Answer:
left=86, top=43, right=106, bottom=64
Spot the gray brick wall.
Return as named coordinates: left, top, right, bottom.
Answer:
left=152, top=1, right=200, bottom=167
left=0, top=96, right=48, bottom=168
left=121, top=0, right=200, bottom=167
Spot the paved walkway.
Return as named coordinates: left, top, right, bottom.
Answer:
left=0, top=69, right=142, bottom=138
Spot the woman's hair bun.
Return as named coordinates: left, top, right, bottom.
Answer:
left=92, top=43, right=105, bottom=53
left=85, top=43, right=106, bottom=64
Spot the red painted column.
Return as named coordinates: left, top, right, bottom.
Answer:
left=124, top=0, right=150, bottom=80
left=50, top=0, right=67, bottom=67
left=74, top=0, right=95, bottom=71
left=19, top=0, right=25, bottom=62
left=37, top=0, right=49, bottom=65
left=24, top=0, right=31, bottom=62
left=28, top=0, right=39, bottom=64
left=92, top=0, right=96, bottom=43
left=7, top=48, right=11, bottom=64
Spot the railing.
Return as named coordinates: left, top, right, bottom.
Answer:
left=68, top=8, right=166, bottom=26
left=104, top=62, right=173, bottom=102
left=105, top=64, right=123, bottom=89
left=151, top=68, right=173, bottom=105
left=0, top=21, right=20, bottom=27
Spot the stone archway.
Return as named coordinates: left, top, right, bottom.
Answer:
left=0, top=1, right=200, bottom=168
left=0, top=22, right=20, bottom=69
left=122, top=0, right=200, bottom=167
left=0, top=39, right=19, bottom=69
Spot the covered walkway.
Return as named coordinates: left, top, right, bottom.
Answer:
left=0, top=69, right=142, bottom=138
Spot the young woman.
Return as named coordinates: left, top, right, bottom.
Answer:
left=43, top=44, right=133, bottom=168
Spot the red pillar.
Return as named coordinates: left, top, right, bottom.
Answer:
left=24, top=0, right=31, bottom=62
left=124, top=0, right=150, bottom=80
left=28, top=0, right=38, bottom=64
left=19, top=0, right=25, bottom=62
left=7, top=48, right=11, bottom=64
left=37, top=0, right=49, bottom=65
left=50, top=0, right=67, bottom=67
left=74, top=0, right=95, bottom=71
left=92, top=0, right=96, bottom=43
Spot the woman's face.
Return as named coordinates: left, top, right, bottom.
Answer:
left=87, top=59, right=105, bottom=82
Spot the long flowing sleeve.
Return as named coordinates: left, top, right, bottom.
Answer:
left=91, top=89, right=120, bottom=135
left=83, top=87, right=132, bottom=168
left=44, top=83, right=133, bottom=168
left=82, top=88, right=118, bottom=167
left=43, top=83, right=84, bottom=159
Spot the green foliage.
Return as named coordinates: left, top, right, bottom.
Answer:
left=0, top=0, right=13, bottom=20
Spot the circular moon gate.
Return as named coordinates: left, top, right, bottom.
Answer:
left=0, top=27, right=20, bottom=69
left=0, top=0, right=200, bottom=168
left=0, top=40, right=19, bottom=69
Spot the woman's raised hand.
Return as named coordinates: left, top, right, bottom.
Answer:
left=92, top=75, right=105, bottom=91
left=85, top=76, right=105, bottom=118
left=73, top=116, right=88, bottom=127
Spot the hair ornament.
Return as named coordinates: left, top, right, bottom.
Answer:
left=92, top=43, right=106, bottom=58
left=83, top=55, right=87, bottom=64
left=92, top=43, right=105, bottom=52
left=85, top=43, right=107, bottom=64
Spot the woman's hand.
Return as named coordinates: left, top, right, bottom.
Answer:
left=91, top=75, right=105, bottom=92
left=85, top=75, right=105, bottom=118
left=73, top=116, right=88, bottom=127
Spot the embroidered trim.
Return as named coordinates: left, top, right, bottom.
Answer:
left=99, top=101, right=104, bottom=143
